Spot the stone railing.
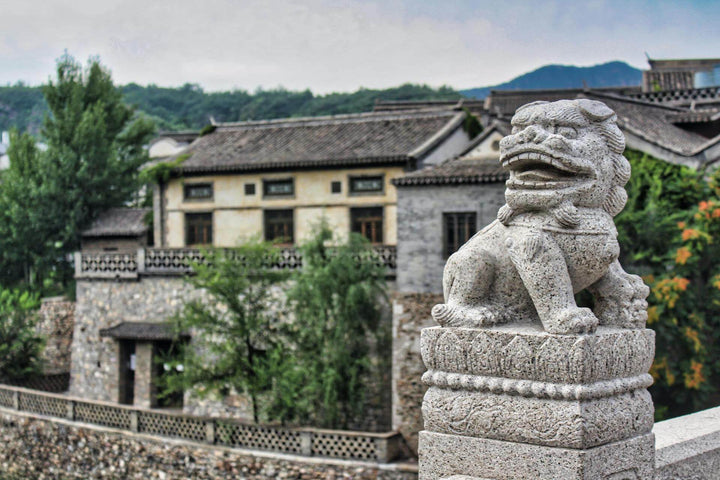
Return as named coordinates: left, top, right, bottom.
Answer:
left=75, top=245, right=397, bottom=279
left=0, top=384, right=403, bottom=463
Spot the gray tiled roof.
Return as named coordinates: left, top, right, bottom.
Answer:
left=172, top=110, right=466, bottom=174
left=373, top=99, right=486, bottom=116
left=82, top=208, right=150, bottom=237
left=582, top=91, right=711, bottom=156
left=393, top=157, right=507, bottom=187
left=627, top=86, right=720, bottom=109
left=99, top=322, right=188, bottom=341
left=486, top=87, right=641, bottom=118
left=151, top=131, right=199, bottom=144
left=457, top=121, right=511, bottom=158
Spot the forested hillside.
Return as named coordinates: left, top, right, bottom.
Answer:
left=460, top=61, right=642, bottom=99
left=0, top=83, right=461, bottom=133
left=0, top=60, right=644, bottom=133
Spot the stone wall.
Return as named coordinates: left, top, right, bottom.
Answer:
left=37, top=296, right=75, bottom=375
left=69, top=277, right=199, bottom=402
left=395, top=183, right=505, bottom=294
left=391, top=292, right=442, bottom=455
left=71, top=276, right=392, bottom=431
left=654, top=405, right=720, bottom=479
left=0, top=409, right=418, bottom=480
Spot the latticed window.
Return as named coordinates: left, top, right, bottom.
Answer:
left=351, top=207, right=383, bottom=244
left=263, top=178, right=294, bottom=197
left=349, top=175, right=383, bottom=194
left=185, top=213, right=213, bottom=245
left=183, top=182, right=213, bottom=200
left=265, top=209, right=294, bottom=244
left=444, top=212, right=476, bottom=258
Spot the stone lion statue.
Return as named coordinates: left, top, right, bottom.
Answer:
left=432, top=99, right=649, bottom=335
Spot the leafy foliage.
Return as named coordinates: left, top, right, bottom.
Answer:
left=166, top=227, right=388, bottom=428
left=0, top=82, right=461, bottom=133
left=282, top=225, right=388, bottom=428
left=0, top=54, right=155, bottom=291
left=139, top=154, right=188, bottom=184
left=615, top=150, right=719, bottom=420
left=164, top=242, right=291, bottom=423
left=0, top=289, right=44, bottom=383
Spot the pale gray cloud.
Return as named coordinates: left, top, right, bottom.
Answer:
left=0, top=0, right=717, bottom=93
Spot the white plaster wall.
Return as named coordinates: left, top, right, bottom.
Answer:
left=419, top=128, right=473, bottom=167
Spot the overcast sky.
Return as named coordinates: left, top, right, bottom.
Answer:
left=1, top=0, right=718, bottom=93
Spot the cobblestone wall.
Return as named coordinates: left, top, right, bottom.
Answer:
left=70, top=277, right=392, bottom=431
left=37, top=296, right=75, bottom=375
left=391, top=292, right=442, bottom=455
left=0, top=410, right=418, bottom=480
left=69, top=278, right=199, bottom=402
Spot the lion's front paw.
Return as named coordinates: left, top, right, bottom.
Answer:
left=544, top=307, right=598, bottom=335
left=432, top=304, right=501, bottom=328
left=594, top=273, right=649, bottom=328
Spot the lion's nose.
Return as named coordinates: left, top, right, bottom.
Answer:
left=525, top=125, right=548, bottom=143
left=517, top=125, right=548, bottom=143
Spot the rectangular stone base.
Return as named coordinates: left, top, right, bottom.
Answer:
left=418, top=430, right=655, bottom=480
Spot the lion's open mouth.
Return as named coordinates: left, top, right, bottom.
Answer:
left=501, top=150, right=591, bottom=189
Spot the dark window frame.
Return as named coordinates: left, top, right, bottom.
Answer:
left=185, top=212, right=213, bottom=246
left=331, top=181, right=342, bottom=194
left=264, top=209, right=295, bottom=245
left=443, top=211, right=477, bottom=258
left=263, top=178, right=295, bottom=198
left=350, top=206, right=384, bottom=244
left=183, top=182, right=214, bottom=201
left=244, top=183, right=256, bottom=195
left=348, top=174, right=385, bottom=196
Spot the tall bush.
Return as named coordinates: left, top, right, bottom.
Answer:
left=284, top=225, right=388, bottom=428
left=165, top=242, right=290, bottom=423
left=616, top=150, right=718, bottom=419
left=0, top=289, right=44, bottom=383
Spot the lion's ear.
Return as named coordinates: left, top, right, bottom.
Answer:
left=576, top=99, right=615, bottom=122
left=603, top=186, right=628, bottom=217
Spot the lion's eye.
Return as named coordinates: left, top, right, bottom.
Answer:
left=557, top=126, right=577, bottom=139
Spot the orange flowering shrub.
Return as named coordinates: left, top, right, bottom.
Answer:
left=616, top=150, right=717, bottom=420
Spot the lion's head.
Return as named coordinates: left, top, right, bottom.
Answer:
left=498, top=99, right=630, bottom=222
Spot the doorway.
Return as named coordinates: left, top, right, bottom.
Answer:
left=118, top=340, right=136, bottom=405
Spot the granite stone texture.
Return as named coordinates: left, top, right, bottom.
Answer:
left=654, top=405, right=720, bottom=480
left=422, top=387, right=653, bottom=449
left=421, top=325, right=654, bottom=384
left=418, top=101, right=655, bottom=480
left=418, top=431, right=655, bottom=480
left=432, top=100, right=648, bottom=335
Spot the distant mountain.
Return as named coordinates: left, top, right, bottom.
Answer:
left=460, top=61, right=642, bottom=99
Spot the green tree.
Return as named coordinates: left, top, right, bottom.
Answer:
left=0, top=289, right=44, bottom=383
left=165, top=242, right=290, bottom=423
left=284, top=225, right=388, bottom=428
left=0, top=54, right=155, bottom=290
